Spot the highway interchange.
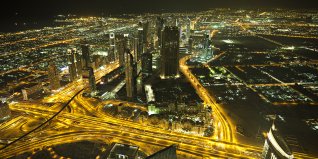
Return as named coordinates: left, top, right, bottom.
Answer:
left=0, top=56, right=316, bottom=158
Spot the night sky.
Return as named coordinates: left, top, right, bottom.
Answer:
left=1, top=0, right=318, bottom=21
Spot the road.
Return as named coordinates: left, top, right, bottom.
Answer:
left=0, top=54, right=316, bottom=158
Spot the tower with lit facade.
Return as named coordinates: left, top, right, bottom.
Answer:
left=81, top=44, right=96, bottom=94
left=137, top=27, right=144, bottom=62
left=125, top=49, right=137, bottom=99
left=74, top=48, right=82, bottom=78
left=81, top=44, right=91, bottom=69
left=160, top=26, right=180, bottom=79
left=142, top=21, right=150, bottom=48
left=156, top=17, right=164, bottom=48
left=109, top=32, right=116, bottom=62
left=116, top=35, right=126, bottom=66
left=67, top=49, right=77, bottom=81
left=88, top=67, right=96, bottom=92
left=48, top=62, right=60, bottom=90
left=142, top=52, right=152, bottom=76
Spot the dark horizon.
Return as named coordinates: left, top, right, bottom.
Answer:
left=2, top=0, right=318, bottom=20
left=1, top=0, right=318, bottom=32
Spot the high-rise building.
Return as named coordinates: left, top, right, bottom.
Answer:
left=188, top=37, right=193, bottom=54
left=204, top=31, right=213, bottom=58
left=156, top=17, right=164, bottom=48
left=68, top=48, right=82, bottom=81
left=73, top=48, right=82, bottom=77
left=125, top=49, right=137, bottom=99
left=48, top=62, right=61, bottom=90
left=88, top=67, right=96, bottom=92
left=160, top=26, right=180, bottom=79
left=186, top=17, right=191, bottom=40
left=136, top=75, right=143, bottom=95
left=141, top=52, right=152, bottom=75
left=81, top=45, right=91, bottom=68
left=143, top=21, right=150, bottom=47
left=204, top=30, right=210, bottom=50
left=137, top=27, right=144, bottom=62
left=262, top=123, right=293, bottom=159
left=67, top=49, right=77, bottom=81
left=109, top=32, right=116, bottom=62
left=116, top=35, right=126, bottom=66
left=93, top=54, right=103, bottom=69
left=82, top=67, right=96, bottom=93
left=133, top=37, right=138, bottom=62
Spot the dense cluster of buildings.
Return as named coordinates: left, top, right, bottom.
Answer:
left=2, top=8, right=318, bottom=158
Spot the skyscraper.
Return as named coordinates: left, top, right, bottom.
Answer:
left=73, top=48, right=82, bottom=77
left=125, top=49, right=137, bottom=99
left=88, top=67, right=97, bottom=92
left=160, top=26, right=180, bottom=79
left=48, top=62, right=60, bottom=90
left=133, top=37, right=138, bottom=62
left=81, top=44, right=91, bottom=68
left=137, top=27, right=144, bottom=62
left=188, top=36, right=193, bottom=54
left=204, top=31, right=213, bottom=58
left=156, top=17, right=164, bottom=48
left=109, top=32, right=116, bottom=62
left=68, top=48, right=82, bottom=81
left=67, top=49, right=77, bottom=81
left=141, top=20, right=150, bottom=49
left=141, top=52, right=152, bottom=76
left=116, top=35, right=126, bottom=66
left=82, top=67, right=96, bottom=93
left=186, top=17, right=191, bottom=40
left=80, top=44, right=96, bottom=93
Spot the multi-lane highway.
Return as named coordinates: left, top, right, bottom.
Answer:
left=0, top=56, right=317, bottom=159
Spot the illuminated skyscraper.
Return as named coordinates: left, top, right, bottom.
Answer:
left=67, top=49, right=77, bottom=81
left=137, top=27, right=144, bottom=61
left=48, top=62, right=60, bottom=90
left=262, top=123, right=293, bottom=159
left=204, top=30, right=210, bottom=50
left=142, top=21, right=150, bottom=47
left=188, top=37, right=193, bottom=54
left=88, top=67, right=96, bottom=92
left=125, top=49, right=137, bottom=99
left=204, top=31, right=213, bottom=58
left=133, top=37, right=138, bottom=62
left=141, top=52, right=152, bottom=76
left=81, top=44, right=91, bottom=68
left=74, top=48, right=82, bottom=77
left=160, top=26, right=180, bottom=79
left=109, top=32, right=116, bottom=62
left=68, top=48, right=82, bottom=81
left=116, top=35, right=126, bottom=66
left=186, top=17, right=191, bottom=40
left=156, top=17, right=164, bottom=48
left=82, top=67, right=96, bottom=93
